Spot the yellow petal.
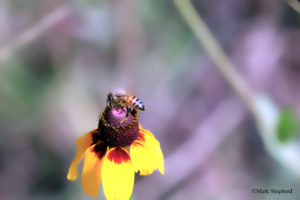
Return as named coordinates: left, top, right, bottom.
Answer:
left=130, top=133, right=154, bottom=175
left=67, top=128, right=97, bottom=181
left=130, top=128, right=164, bottom=176
left=102, top=148, right=135, bottom=200
left=81, top=143, right=108, bottom=198
left=139, top=123, right=143, bottom=129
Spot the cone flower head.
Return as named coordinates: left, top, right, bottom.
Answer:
left=67, top=103, right=164, bottom=200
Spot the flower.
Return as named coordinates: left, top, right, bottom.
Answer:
left=67, top=106, right=164, bottom=200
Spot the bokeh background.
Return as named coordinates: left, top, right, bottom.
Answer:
left=0, top=0, right=300, bottom=200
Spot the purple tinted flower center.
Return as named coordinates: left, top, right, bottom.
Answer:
left=111, top=107, right=126, bottom=119
left=98, top=107, right=139, bottom=147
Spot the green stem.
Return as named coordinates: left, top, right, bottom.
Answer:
left=173, top=0, right=259, bottom=119
left=286, top=0, right=300, bottom=13
left=174, top=0, right=300, bottom=178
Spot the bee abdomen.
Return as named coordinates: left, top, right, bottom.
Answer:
left=134, top=99, right=145, bottom=111
left=127, top=96, right=145, bottom=111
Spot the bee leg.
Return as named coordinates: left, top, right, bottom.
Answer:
left=106, top=99, right=114, bottom=108
left=120, top=106, right=130, bottom=124
left=107, top=103, right=113, bottom=108
left=126, top=106, right=131, bottom=118
left=131, top=108, right=137, bottom=116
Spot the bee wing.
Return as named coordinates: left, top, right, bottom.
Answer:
left=114, top=86, right=135, bottom=97
left=123, top=86, right=136, bottom=96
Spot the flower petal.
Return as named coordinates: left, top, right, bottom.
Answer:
left=102, top=148, right=135, bottom=200
left=81, top=143, right=108, bottom=198
left=67, top=128, right=98, bottom=181
left=130, top=128, right=164, bottom=176
left=141, top=129, right=164, bottom=175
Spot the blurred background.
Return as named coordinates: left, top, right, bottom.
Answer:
left=0, top=0, right=300, bottom=199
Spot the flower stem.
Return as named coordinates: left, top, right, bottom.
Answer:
left=173, top=0, right=259, bottom=119
left=174, top=0, right=300, bottom=178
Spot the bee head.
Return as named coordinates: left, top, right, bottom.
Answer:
left=107, top=92, right=114, bottom=102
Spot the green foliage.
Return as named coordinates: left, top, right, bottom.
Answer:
left=277, top=108, right=299, bottom=142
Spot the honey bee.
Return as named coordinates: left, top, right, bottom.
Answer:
left=115, top=90, right=145, bottom=112
left=106, top=90, right=145, bottom=119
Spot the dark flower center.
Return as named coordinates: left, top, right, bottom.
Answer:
left=98, top=107, right=139, bottom=147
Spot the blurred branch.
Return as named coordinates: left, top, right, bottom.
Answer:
left=286, top=0, right=300, bottom=13
left=173, top=0, right=300, bottom=183
left=161, top=97, right=245, bottom=198
left=173, top=0, right=259, bottom=120
left=0, top=6, right=72, bottom=62
left=135, top=97, right=245, bottom=199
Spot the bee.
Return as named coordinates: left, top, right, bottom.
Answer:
left=115, top=90, right=145, bottom=112
left=106, top=90, right=145, bottom=121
